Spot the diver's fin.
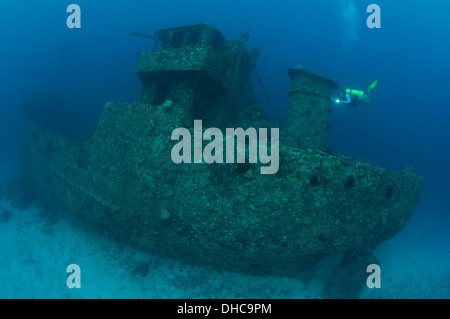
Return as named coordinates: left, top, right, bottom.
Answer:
left=368, top=76, right=378, bottom=90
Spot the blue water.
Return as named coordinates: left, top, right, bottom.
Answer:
left=1, top=0, right=449, bottom=298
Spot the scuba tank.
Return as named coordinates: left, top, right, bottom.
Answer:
left=345, top=89, right=364, bottom=96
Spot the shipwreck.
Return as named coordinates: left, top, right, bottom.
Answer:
left=21, top=24, right=423, bottom=277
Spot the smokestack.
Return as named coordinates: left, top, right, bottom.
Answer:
left=283, top=65, right=339, bottom=150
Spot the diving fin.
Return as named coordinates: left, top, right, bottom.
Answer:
left=368, top=76, right=378, bottom=90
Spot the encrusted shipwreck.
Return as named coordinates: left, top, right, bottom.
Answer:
left=21, top=24, right=423, bottom=276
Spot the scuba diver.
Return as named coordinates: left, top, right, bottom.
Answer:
left=335, top=76, right=378, bottom=105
